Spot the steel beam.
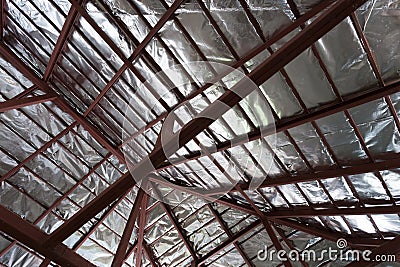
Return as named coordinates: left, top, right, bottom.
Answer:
left=0, top=94, right=58, bottom=112
left=111, top=188, right=145, bottom=267
left=0, top=0, right=5, bottom=40
left=135, top=188, right=149, bottom=267
left=39, top=258, right=51, bottom=267
left=0, top=206, right=95, bottom=267
left=266, top=205, right=400, bottom=218
left=202, top=154, right=400, bottom=195
left=272, top=219, right=386, bottom=249
left=43, top=1, right=82, bottom=81
left=273, top=225, right=308, bottom=267
left=345, top=235, right=400, bottom=267
left=263, top=220, right=293, bottom=267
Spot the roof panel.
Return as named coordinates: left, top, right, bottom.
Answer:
left=1, top=0, right=400, bottom=266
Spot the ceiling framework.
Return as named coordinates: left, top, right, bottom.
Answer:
left=0, top=0, right=399, bottom=266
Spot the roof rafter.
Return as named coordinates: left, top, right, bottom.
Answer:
left=266, top=205, right=400, bottom=218
left=272, top=219, right=387, bottom=249
left=0, top=0, right=4, bottom=40
left=143, top=242, right=158, bottom=267
left=204, top=153, right=400, bottom=195
left=39, top=258, right=51, bottom=267
left=273, top=225, right=308, bottom=267
left=111, top=188, right=145, bottom=267
left=43, top=0, right=83, bottom=81
left=263, top=219, right=294, bottom=267
left=0, top=93, right=58, bottom=112
left=135, top=187, right=150, bottom=267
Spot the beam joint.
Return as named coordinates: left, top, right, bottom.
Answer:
left=0, top=206, right=95, bottom=267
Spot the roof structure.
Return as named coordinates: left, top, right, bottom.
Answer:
left=0, top=0, right=400, bottom=266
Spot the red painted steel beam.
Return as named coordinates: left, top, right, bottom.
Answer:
left=39, top=258, right=51, bottom=267
left=0, top=94, right=58, bottom=112
left=111, top=188, right=145, bottom=267
left=201, top=154, right=400, bottom=195
left=250, top=155, right=400, bottom=190
left=135, top=189, right=149, bottom=267
left=44, top=0, right=366, bottom=244
left=0, top=0, right=5, bottom=40
left=196, top=220, right=261, bottom=265
left=345, top=235, right=400, bottom=267
left=43, top=0, right=82, bottom=81
left=266, top=205, right=400, bottom=218
left=272, top=219, right=386, bottom=249
left=13, top=85, right=38, bottom=99
left=0, top=206, right=95, bottom=267
left=0, top=43, right=125, bottom=162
